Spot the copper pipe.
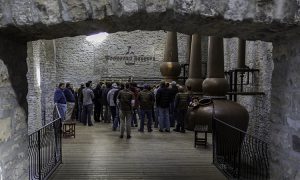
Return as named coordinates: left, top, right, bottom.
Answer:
left=238, top=39, right=246, bottom=68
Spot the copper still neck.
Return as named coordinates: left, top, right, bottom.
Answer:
left=202, top=36, right=229, bottom=96
left=185, top=34, right=203, bottom=92
left=163, top=31, right=178, bottom=62
left=238, top=38, right=246, bottom=69
left=160, top=31, right=181, bottom=82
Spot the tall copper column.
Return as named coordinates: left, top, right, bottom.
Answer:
left=237, top=39, right=246, bottom=68
left=186, top=36, right=249, bottom=133
left=160, top=31, right=181, bottom=82
left=202, top=36, right=229, bottom=96
left=185, top=34, right=203, bottom=92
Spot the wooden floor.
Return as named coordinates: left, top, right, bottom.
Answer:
left=49, top=122, right=226, bottom=180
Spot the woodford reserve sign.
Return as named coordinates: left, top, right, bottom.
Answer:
left=105, top=46, right=155, bottom=65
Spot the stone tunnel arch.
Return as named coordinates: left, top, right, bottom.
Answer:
left=0, top=1, right=300, bottom=180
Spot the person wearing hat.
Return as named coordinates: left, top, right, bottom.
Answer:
left=138, top=84, right=155, bottom=132
left=107, top=82, right=119, bottom=131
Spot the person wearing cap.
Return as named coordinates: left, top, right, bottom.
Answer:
left=138, top=84, right=155, bottom=132
left=156, top=81, right=173, bottom=132
left=107, top=82, right=119, bottom=131
left=173, top=86, right=191, bottom=133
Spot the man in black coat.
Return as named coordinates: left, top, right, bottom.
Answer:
left=156, top=81, right=173, bottom=132
left=93, top=82, right=103, bottom=122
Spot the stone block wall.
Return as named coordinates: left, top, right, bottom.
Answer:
left=27, top=40, right=57, bottom=134
left=54, top=30, right=190, bottom=87
left=223, top=38, right=273, bottom=142
left=0, top=36, right=28, bottom=180
left=270, top=39, right=300, bottom=180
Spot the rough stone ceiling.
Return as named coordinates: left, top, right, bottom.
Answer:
left=0, top=0, right=300, bottom=42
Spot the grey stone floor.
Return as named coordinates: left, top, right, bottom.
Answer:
left=49, top=122, right=226, bottom=180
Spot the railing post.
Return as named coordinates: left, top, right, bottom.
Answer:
left=38, top=130, right=41, bottom=180
left=238, top=131, right=242, bottom=178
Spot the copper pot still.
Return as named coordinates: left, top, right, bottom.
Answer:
left=160, top=62, right=181, bottom=81
left=186, top=98, right=249, bottom=133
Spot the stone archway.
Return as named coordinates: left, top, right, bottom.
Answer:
left=0, top=1, right=300, bottom=179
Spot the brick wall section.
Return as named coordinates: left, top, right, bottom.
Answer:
left=270, top=39, right=300, bottom=180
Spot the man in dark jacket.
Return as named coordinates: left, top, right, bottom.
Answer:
left=93, top=83, right=103, bottom=122
left=54, top=83, right=67, bottom=121
left=169, top=81, right=178, bottom=127
left=102, top=82, right=112, bottom=123
left=156, top=81, right=173, bottom=132
left=63, top=82, right=75, bottom=121
left=174, top=86, right=191, bottom=133
left=117, top=83, right=134, bottom=139
left=77, top=83, right=85, bottom=122
left=138, top=84, right=155, bottom=132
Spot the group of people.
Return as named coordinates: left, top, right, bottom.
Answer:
left=54, top=80, right=192, bottom=139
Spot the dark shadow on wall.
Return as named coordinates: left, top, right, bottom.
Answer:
left=0, top=36, right=28, bottom=118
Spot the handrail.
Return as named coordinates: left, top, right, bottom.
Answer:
left=212, top=117, right=269, bottom=179
left=29, top=104, right=62, bottom=180
left=213, top=117, right=268, bottom=144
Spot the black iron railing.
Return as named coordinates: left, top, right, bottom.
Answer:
left=29, top=105, right=62, bottom=180
left=213, top=117, right=269, bottom=180
left=224, top=68, right=264, bottom=101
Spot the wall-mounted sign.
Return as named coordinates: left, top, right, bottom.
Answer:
left=105, top=46, right=155, bottom=65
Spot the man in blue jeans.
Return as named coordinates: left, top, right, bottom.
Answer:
left=138, top=84, right=155, bottom=132
left=107, top=83, right=119, bottom=131
left=54, top=83, right=67, bottom=121
left=156, top=81, right=172, bottom=132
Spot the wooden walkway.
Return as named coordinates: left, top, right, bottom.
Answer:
left=49, top=123, right=226, bottom=180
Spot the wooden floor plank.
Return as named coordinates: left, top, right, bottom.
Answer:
left=49, top=122, right=226, bottom=180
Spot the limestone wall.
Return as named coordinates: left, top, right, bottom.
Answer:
left=0, top=37, right=28, bottom=180
left=224, top=38, right=273, bottom=142
left=54, top=30, right=190, bottom=87
left=27, top=40, right=57, bottom=134
left=270, top=39, right=300, bottom=180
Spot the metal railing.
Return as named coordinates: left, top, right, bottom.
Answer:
left=212, top=117, right=269, bottom=179
left=29, top=105, right=62, bottom=180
